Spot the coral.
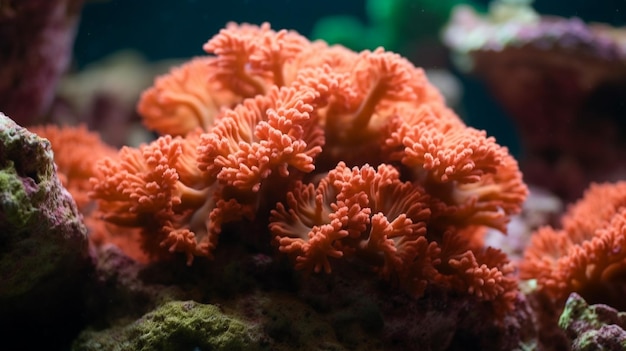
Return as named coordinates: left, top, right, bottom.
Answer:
left=0, top=112, right=91, bottom=346
left=203, top=22, right=311, bottom=97
left=73, top=300, right=260, bottom=351
left=520, top=181, right=626, bottom=309
left=89, top=22, right=527, bottom=318
left=196, top=84, right=326, bottom=192
left=484, top=185, right=563, bottom=262
left=90, top=132, right=226, bottom=265
left=443, top=0, right=626, bottom=202
left=137, top=56, right=240, bottom=137
left=0, top=0, right=84, bottom=126
left=559, top=293, right=626, bottom=351
left=270, top=162, right=431, bottom=276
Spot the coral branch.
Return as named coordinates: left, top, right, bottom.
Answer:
left=197, top=85, right=325, bottom=191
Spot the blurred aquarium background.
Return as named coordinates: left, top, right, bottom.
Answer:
left=73, top=0, right=626, bottom=157
left=74, top=0, right=626, bottom=65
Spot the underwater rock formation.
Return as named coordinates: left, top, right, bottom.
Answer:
left=559, top=293, right=626, bottom=351
left=76, top=243, right=536, bottom=351
left=0, top=112, right=91, bottom=346
left=73, top=300, right=259, bottom=351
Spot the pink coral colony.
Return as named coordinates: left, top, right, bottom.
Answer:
left=520, top=181, right=626, bottom=309
left=35, top=22, right=528, bottom=317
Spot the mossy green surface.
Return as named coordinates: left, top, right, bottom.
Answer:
left=559, top=293, right=626, bottom=351
left=0, top=164, right=36, bottom=228
left=0, top=113, right=88, bottom=302
left=73, top=301, right=260, bottom=351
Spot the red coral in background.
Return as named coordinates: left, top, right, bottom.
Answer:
left=28, top=124, right=116, bottom=211
left=520, top=182, right=626, bottom=309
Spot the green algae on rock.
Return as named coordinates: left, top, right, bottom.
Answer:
left=0, top=112, right=92, bottom=347
left=0, top=112, right=89, bottom=301
left=559, top=293, right=626, bottom=351
left=73, top=300, right=260, bottom=351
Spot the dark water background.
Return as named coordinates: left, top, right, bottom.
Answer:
left=74, top=0, right=626, bottom=66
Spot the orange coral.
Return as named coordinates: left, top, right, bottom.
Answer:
left=428, top=153, right=528, bottom=233
left=89, top=22, right=527, bottom=316
left=440, top=233, right=518, bottom=315
left=312, top=48, right=446, bottom=169
left=520, top=181, right=626, bottom=308
left=196, top=84, right=325, bottom=192
left=90, top=133, right=234, bottom=265
left=137, top=57, right=239, bottom=136
left=270, top=162, right=518, bottom=312
left=270, top=162, right=431, bottom=274
left=203, top=22, right=310, bottom=97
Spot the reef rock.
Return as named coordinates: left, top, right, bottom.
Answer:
left=559, top=293, right=626, bottom=351
left=0, top=0, right=84, bottom=126
left=0, top=113, right=90, bottom=346
left=73, top=300, right=261, bottom=351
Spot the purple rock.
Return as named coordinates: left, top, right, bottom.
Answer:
left=0, top=0, right=84, bottom=126
left=559, top=293, right=626, bottom=351
left=0, top=113, right=90, bottom=346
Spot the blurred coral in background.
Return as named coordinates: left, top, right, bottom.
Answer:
left=445, top=2, right=626, bottom=349
left=520, top=181, right=626, bottom=307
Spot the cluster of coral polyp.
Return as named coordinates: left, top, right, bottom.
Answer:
left=520, top=181, right=626, bottom=310
left=40, top=23, right=528, bottom=315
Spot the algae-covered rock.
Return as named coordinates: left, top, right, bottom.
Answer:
left=73, top=300, right=260, bottom=351
left=559, top=293, right=626, bottom=351
left=0, top=113, right=90, bottom=345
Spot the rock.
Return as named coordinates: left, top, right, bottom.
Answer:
left=559, top=293, right=626, bottom=351
left=0, top=0, right=84, bottom=125
left=0, top=113, right=91, bottom=348
left=73, top=300, right=260, bottom=351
